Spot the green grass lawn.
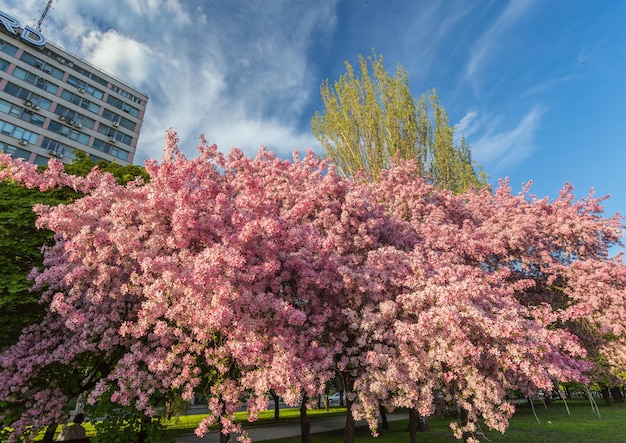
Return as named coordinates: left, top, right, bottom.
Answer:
left=43, top=406, right=348, bottom=440
left=163, top=405, right=348, bottom=434
left=42, top=398, right=626, bottom=442
left=239, top=399, right=626, bottom=443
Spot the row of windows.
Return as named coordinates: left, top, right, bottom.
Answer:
left=97, top=124, right=132, bottom=145
left=19, top=51, right=64, bottom=80
left=39, top=133, right=130, bottom=162
left=9, top=54, right=142, bottom=118
left=4, top=36, right=145, bottom=114
left=3, top=82, right=135, bottom=143
left=1, top=129, right=128, bottom=164
left=3, top=82, right=53, bottom=110
left=41, top=137, right=76, bottom=160
left=0, top=110, right=132, bottom=162
left=48, top=120, right=90, bottom=145
left=106, top=94, right=139, bottom=117
left=48, top=116, right=132, bottom=152
left=12, top=66, right=58, bottom=94
left=67, top=74, right=105, bottom=100
left=0, top=98, right=45, bottom=127
left=0, top=119, right=39, bottom=143
left=110, top=84, right=143, bottom=105
left=70, top=62, right=109, bottom=87
left=2, top=138, right=105, bottom=166
left=1, top=130, right=125, bottom=164
left=92, top=138, right=129, bottom=161
left=54, top=104, right=96, bottom=129
left=102, top=108, right=136, bottom=131
left=60, top=89, right=101, bottom=114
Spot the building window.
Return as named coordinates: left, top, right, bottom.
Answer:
left=0, top=119, right=39, bottom=143
left=66, top=75, right=104, bottom=100
left=54, top=104, right=95, bottom=129
left=110, top=84, right=143, bottom=105
left=12, top=67, right=59, bottom=94
left=106, top=95, right=139, bottom=118
left=47, top=120, right=90, bottom=144
left=23, top=111, right=44, bottom=127
left=0, top=98, right=45, bottom=127
left=96, top=124, right=132, bottom=145
left=40, top=48, right=73, bottom=68
left=19, top=52, right=65, bottom=80
left=0, top=142, right=31, bottom=160
left=0, top=57, right=9, bottom=72
left=101, top=108, right=136, bottom=131
left=71, top=64, right=108, bottom=87
left=3, top=82, right=53, bottom=110
left=60, top=90, right=100, bottom=115
left=0, top=39, right=18, bottom=57
left=92, top=138, right=129, bottom=161
left=41, top=137, right=76, bottom=160
left=34, top=155, right=49, bottom=166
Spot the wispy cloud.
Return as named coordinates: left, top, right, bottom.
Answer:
left=522, top=74, right=575, bottom=98
left=469, top=106, right=544, bottom=172
left=464, top=0, right=539, bottom=83
left=454, top=111, right=479, bottom=139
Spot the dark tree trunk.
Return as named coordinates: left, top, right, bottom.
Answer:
left=564, top=385, right=572, bottom=398
left=219, top=422, right=232, bottom=443
left=601, top=386, right=613, bottom=406
left=544, top=395, right=553, bottom=407
left=270, top=389, right=281, bottom=420
left=407, top=408, right=418, bottom=443
left=342, top=371, right=356, bottom=443
left=417, top=412, right=429, bottom=432
left=300, top=394, right=312, bottom=443
left=219, top=400, right=232, bottom=443
left=137, top=415, right=152, bottom=443
left=379, top=405, right=389, bottom=430
left=611, top=387, right=624, bottom=403
left=460, top=407, right=472, bottom=443
left=343, top=396, right=355, bottom=443
left=42, top=423, right=57, bottom=443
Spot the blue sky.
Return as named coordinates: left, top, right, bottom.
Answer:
left=5, top=0, right=626, bottom=245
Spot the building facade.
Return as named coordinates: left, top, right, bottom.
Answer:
left=0, top=10, right=148, bottom=166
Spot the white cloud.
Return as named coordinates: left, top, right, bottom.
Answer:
left=523, top=74, right=574, bottom=98
left=81, top=30, right=159, bottom=87
left=454, top=111, right=479, bottom=138
left=470, top=106, right=544, bottom=172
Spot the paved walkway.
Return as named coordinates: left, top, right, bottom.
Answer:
left=174, top=412, right=408, bottom=442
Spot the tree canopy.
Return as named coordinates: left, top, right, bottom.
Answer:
left=0, top=132, right=624, bottom=443
left=0, top=153, right=147, bottom=351
left=311, top=52, right=487, bottom=192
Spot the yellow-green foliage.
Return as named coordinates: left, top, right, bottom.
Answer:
left=312, top=51, right=487, bottom=192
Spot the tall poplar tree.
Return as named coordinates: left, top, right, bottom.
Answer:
left=311, top=52, right=487, bottom=192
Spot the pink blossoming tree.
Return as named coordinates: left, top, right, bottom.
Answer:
left=0, top=131, right=624, bottom=443
left=0, top=131, right=402, bottom=443
left=341, top=162, right=625, bottom=442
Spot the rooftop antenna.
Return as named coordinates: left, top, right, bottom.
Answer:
left=37, top=0, right=55, bottom=32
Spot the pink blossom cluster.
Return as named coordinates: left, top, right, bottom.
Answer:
left=0, top=131, right=624, bottom=442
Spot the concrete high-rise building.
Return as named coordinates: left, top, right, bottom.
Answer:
left=0, top=9, right=148, bottom=166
